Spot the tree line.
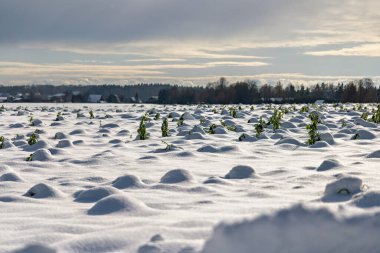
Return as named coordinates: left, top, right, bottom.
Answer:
left=158, top=78, right=379, bottom=104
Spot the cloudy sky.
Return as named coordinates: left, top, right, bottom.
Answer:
left=1, top=0, right=380, bottom=86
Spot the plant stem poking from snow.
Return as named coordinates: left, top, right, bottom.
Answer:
left=137, top=118, right=147, bottom=140
left=27, top=133, right=38, bottom=145
left=371, top=105, right=380, bottom=123
left=26, top=154, right=33, bottom=161
left=89, top=110, right=95, bottom=119
left=0, top=136, right=4, bottom=149
left=269, top=108, right=282, bottom=131
left=254, top=116, right=267, bottom=138
left=306, top=112, right=321, bottom=145
left=161, top=118, right=169, bottom=137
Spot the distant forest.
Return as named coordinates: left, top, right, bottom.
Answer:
left=0, top=78, right=378, bottom=104
left=158, top=78, right=379, bottom=104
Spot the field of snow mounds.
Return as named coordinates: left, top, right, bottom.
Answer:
left=1, top=103, right=380, bottom=253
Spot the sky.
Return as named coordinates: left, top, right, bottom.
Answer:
left=0, top=0, right=380, bottom=86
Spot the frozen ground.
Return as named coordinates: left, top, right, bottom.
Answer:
left=1, top=103, right=380, bottom=253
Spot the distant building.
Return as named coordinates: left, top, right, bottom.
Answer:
left=0, top=96, right=7, bottom=102
left=315, top=100, right=324, bottom=105
left=88, top=94, right=103, bottom=103
left=49, top=93, right=66, bottom=103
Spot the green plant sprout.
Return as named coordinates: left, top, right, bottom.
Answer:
left=137, top=118, right=147, bottom=140
left=27, top=133, right=38, bottom=145
left=306, top=112, right=321, bottom=145
left=161, top=118, right=169, bottom=137
left=89, top=110, right=95, bottom=119
left=26, top=154, right=33, bottom=161
left=371, top=105, right=380, bottom=123
left=207, top=124, right=217, bottom=134
left=361, top=112, right=369, bottom=121
left=0, top=136, right=4, bottom=149
left=254, top=116, right=267, bottom=138
left=229, top=107, right=237, bottom=118
left=269, top=109, right=282, bottom=131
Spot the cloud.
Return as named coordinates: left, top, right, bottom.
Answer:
left=1, top=0, right=380, bottom=85
left=2, top=0, right=378, bottom=46
left=305, top=43, right=380, bottom=57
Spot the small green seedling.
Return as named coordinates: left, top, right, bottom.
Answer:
left=161, top=118, right=169, bottom=137
left=269, top=109, right=282, bottom=131
left=0, top=136, right=4, bottom=149
left=154, top=113, right=160, bottom=120
left=137, top=118, right=147, bottom=140
left=177, top=114, right=184, bottom=126
left=361, top=112, right=369, bottom=121
left=254, top=116, right=267, bottom=138
left=300, top=106, right=309, bottom=113
left=238, top=133, right=247, bottom=141
left=229, top=107, right=237, bottom=118
left=351, top=133, right=360, bottom=140
left=27, top=133, right=38, bottom=145
left=89, top=110, right=95, bottom=119
left=29, top=116, right=34, bottom=126
left=306, top=112, right=321, bottom=145
left=26, top=154, right=33, bottom=161
left=371, top=105, right=380, bottom=123
left=207, top=124, right=217, bottom=134
left=55, top=112, right=62, bottom=121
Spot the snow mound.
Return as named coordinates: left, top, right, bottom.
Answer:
left=69, top=129, right=86, bottom=135
left=355, top=118, right=377, bottom=128
left=54, top=132, right=68, bottom=139
left=137, top=244, right=161, bottom=253
left=320, top=132, right=335, bottom=145
left=281, top=121, right=297, bottom=129
left=201, top=204, right=380, bottom=253
left=354, top=129, right=376, bottom=140
left=197, top=145, right=239, bottom=153
left=160, top=169, right=194, bottom=184
left=56, top=139, right=73, bottom=148
left=182, top=112, right=195, bottom=120
left=75, top=186, right=121, bottom=203
left=309, top=141, right=330, bottom=148
left=1, top=139, right=14, bottom=149
left=112, top=174, right=145, bottom=189
left=12, top=244, right=56, bottom=253
left=23, top=140, right=51, bottom=152
left=366, top=149, right=380, bottom=158
left=0, top=172, right=24, bottom=182
left=31, top=119, right=43, bottom=127
left=87, top=194, right=150, bottom=215
left=101, top=123, right=120, bottom=128
left=352, top=191, right=380, bottom=208
left=23, top=183, right=64, bottom=199
left=30, top=148, right=53, bottom=161
left=324, top=176, right=363, bottom=197
left=213, top=126, right=227, bottom=134
left=185, top=132, right=206, bottom=140
left=316, top=159, right=342, bottom=171
left=225, top=165, right=255, bottom=179
left=204, top=176, right=230, bottom=185
left=275, top=138, right=303, bottom=146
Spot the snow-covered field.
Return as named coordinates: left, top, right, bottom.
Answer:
left=1, top=103, right=380, bottom=253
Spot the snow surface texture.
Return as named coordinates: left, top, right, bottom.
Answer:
left=1, top=103, right=380, bottom=253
